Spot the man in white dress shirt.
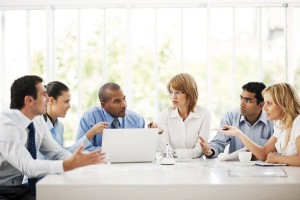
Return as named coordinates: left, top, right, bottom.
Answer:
left=0, top=75, right=106, bottom=200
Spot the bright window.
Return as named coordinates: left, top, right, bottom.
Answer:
left=0, top=3, right=299, bottom=142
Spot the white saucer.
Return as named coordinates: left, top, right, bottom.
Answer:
left=160, top=158, right=175, bottom=165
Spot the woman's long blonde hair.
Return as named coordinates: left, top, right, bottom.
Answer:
left=262, top=83, right=300, bottom=151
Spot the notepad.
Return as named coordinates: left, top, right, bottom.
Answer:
left=229, top=167, right=287, bottom=177
left=218, top=147, right=247, bottom=161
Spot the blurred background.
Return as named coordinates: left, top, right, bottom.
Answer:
left=0, top=0, right=300, bottom=144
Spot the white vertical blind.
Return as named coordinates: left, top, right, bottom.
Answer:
left=46, top=7, right=54, bottom=83
left=125, top=6, right=133, bottom=106
left=286, top=5, right=294, bottom=84
left=232, top=7, right=236, bottom=109
left=77, top=8, right=82, bottom=116
left=258, top=7, right=263, bottom=80
left=26, top=10, right=31, bottom=74
left=0, top=12, right=5, bottom=110
left=102, top=8, right=107, bottom=83
left=153, top=8, right=159, bottom=120
left=206, top=6, right=212, bottom=113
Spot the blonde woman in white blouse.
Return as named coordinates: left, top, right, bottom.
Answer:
left=222, top=83, right=300, bottom=166
left=150, top=73, right=211, bottom=159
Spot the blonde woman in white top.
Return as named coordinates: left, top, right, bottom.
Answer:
left=222, top=83, right=300, bottom=166
left=150, top=73, right=211, bottom=159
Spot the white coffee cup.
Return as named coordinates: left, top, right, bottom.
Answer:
left=238, top=152, right=252, bottom=163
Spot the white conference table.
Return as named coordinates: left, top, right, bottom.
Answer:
left=37, top=158, right=300, bottom=200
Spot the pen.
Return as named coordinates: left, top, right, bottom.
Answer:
left=210, top=128, right=229, bottom=131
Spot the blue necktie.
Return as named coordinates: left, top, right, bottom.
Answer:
left=27, top=122, right=38, bottom=196
left=111, top=118, right=120, bottom=129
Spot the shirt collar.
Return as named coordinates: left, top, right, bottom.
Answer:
left=46, top=115, right=54, bottom=130
left=258, top=111, right=269, bottom=125
left=169, top=107, right=200, bottom=119
left=12, top=109, right=33, bottom=129
left=102, top=109, right=123, bottom=127
left=239, top=111, right=268, bottom=125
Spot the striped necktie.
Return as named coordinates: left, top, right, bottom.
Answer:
left=27, top=122, right=38, bottom=196
left=111, top=118, right=120, bottom=129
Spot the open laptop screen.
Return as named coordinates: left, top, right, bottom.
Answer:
left=102, top=128, right=158, bottom=163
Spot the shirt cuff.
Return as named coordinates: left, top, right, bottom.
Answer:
left=81, top=135, right=92, bottom=147
left=206, top=148, right=215, bottom=158
left=49, top=160, right=65, bottom=174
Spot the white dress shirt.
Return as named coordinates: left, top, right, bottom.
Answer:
left=157, top=105, right=211, bottom=158
left=0, top=109, right=71, bottom=186
left=274, top=115, right=300, bottom=156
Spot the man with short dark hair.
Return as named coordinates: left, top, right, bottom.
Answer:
left=200, top=82, right=274, bottom=158
left=76, top=82, right=145, bottom=150
left=0, top=75, right=105, bottom=200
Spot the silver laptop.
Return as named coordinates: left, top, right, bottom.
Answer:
left=102, top=128, right=158, bottom=163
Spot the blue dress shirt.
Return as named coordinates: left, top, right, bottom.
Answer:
left=76, top=106, right=145, bottom=150
left=41, top=116, right=92, bottom=155
left=209, top=108, right=274, bottom=158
